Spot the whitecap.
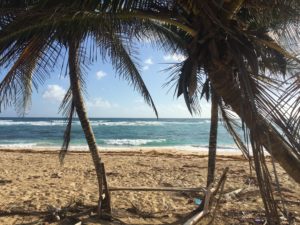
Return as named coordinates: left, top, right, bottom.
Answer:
left=103, top=139, right=166, bottom=146
left=0, top=119, right=73, bottom=126
left=0, top=120, right=51, bottom=126
left=97, top=121, right=163, bottom=126
left=0, top=143, right=38, bottom=148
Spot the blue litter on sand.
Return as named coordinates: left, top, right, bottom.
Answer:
left=194, top=198, right=202, bottom=205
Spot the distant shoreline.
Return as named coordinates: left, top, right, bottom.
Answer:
left=0, top=145, right=239, bottom=150
left=0, top=146, right=243, bottom=156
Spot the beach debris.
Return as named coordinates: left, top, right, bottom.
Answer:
left=194, top=198, right=202, bottom=205
left=43, top=199, right=93, bottom=223
left=224, top=188, right=244, bottom=200
left=254, top=218, right=265, bottom=224
left=244, top=176, right=257, bottom=186
left=45, top=205, right=62, bottom=222
left=27, top=175, right=41, bottom=179
left=59, top=217, right=82, bottom=225
left=51, top=172, right=62, bottom=178
left=0, top=179, right=12, bottom=185
left=223, top=186, right=260, bottom=201
left=106, top=171, right=119, bottom=177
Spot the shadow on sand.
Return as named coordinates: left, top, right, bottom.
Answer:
left=0, top=204, right=200, bottom=225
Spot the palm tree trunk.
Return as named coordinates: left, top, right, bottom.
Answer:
left=207, top=89, right=219, bottom=187
left=209, top=69, right=300, bottom=184
left=68, top=40, right=104, bottom=215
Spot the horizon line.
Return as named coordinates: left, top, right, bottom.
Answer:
left=0, top=116, right=209, bottom=119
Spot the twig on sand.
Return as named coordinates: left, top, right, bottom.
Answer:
left=0, top=210, right=48, bottom=217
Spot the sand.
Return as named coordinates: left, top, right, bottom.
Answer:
left=0, top=148, right=299, bottom=225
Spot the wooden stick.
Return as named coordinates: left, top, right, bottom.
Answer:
left=109, top=187, right=206, bottom=192
left=212, top=167, right=229, bottom=195
left=184, top=211, right=206, bottom=225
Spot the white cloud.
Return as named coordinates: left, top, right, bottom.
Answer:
left=144, top=58, right=154, bottom=65
left=163, top=53, right=186, bottom=62
left=96, top=70, right=107, bottom=80
left=87, top=97, right=117, bottom=109
left=134, top=98, right=144, bottom=104
left=142, top=58, right=153, bottom=71
left=142, top=65, right=150, bottom=71
left=42, top=85, right=66, bottom=102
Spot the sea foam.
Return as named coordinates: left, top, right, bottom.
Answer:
left=0, top=143, right=38, bottom=148
left=0, top=120, right=65, bottom=126
left=103, top=139, right=166, bottom=146
left=96, top=121, right=163, bottom=126
left=0, top=119, right=210, bottom=127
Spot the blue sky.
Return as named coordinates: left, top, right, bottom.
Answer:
left=0, top=42, right=211, bottom=118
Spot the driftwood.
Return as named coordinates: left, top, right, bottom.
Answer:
left=223, top=186, right=260, bottom=201
left=224, top=188, right=244, bottom=199
left=184, top=167, right=229, bottom=225
left=109, top=187, right=206, bottom=192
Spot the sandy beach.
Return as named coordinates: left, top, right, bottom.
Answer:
left=0, top=148, right=299, bottom=225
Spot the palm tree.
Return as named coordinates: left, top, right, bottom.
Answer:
left=0, top=0, right=177, bottom=215
left=95, top=0, right=300, bottom=183
left=154, top=2, right=300, bottom=223
left=98, top=0, right=300, bottom=223
left=206, top=88, right=219, bottom=187
left=67, top=39, right=107, bottom=215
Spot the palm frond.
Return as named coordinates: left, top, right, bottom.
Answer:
left=59, top=88, right=76, bottom=164
left=0, top=38, right=45, bottom=114
left=91, top=22, right=158, bottom=117
left=219, top=102, right=252, bottom=162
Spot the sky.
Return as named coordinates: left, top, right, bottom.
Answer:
left=0, top=41, right=211, bottom=118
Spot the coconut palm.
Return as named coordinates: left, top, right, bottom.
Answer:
left=0, top=0, right=181, bottom=215
left=80, top=0, right=300, bottom=183
left=206, top=88, right=219, bottom=187
left=97, top=0, right=300, bottom=223
left=154, top=1, right=300, bottom=223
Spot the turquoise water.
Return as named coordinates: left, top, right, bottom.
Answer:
left=0, top=118, right=240, bottom=150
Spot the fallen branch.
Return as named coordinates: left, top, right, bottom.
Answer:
left=224, top=188, right=244, bottom=200
left=183, top=210, right=206, bottom=225
left=109, top=187, right=206, bottom=192
left=0, top=210, right=48, bottom=217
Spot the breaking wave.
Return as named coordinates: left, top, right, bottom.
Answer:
left=0, top=119, right=210, bottom=127
left=103, top=139, right=166, bottom=146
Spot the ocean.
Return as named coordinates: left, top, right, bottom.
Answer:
left=0, top=117, right=240, bottom=151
